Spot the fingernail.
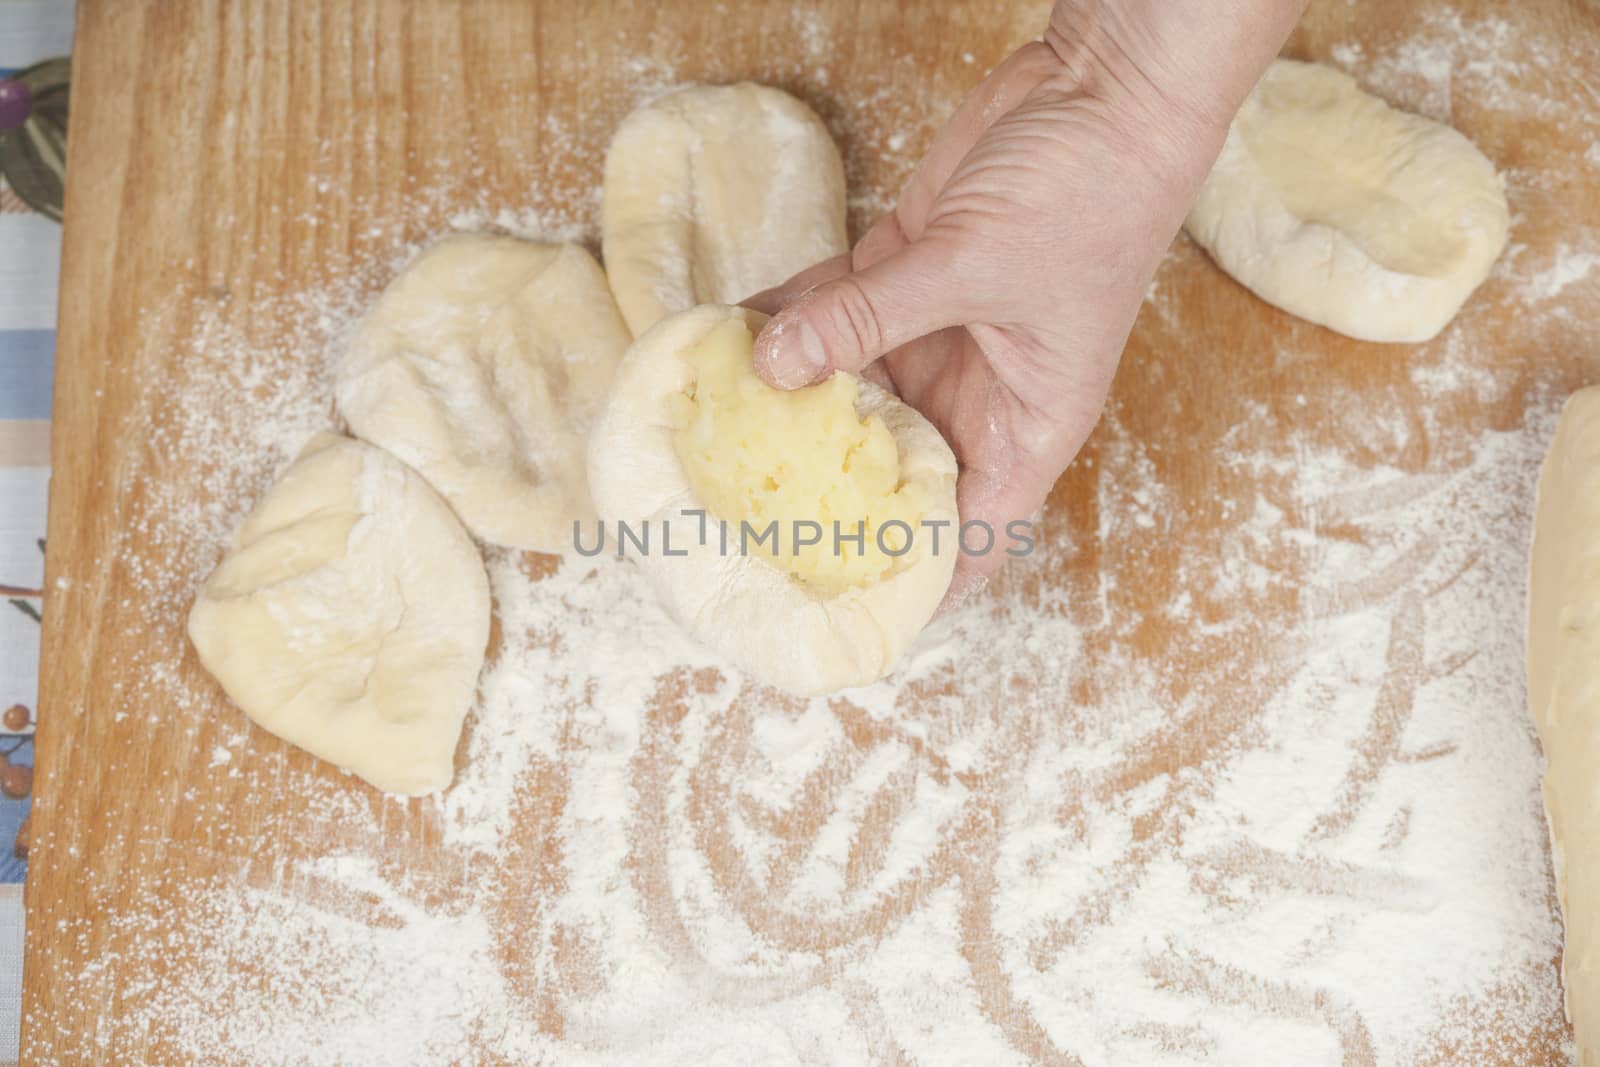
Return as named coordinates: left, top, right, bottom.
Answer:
left=766, top=319, right=827, bottom=389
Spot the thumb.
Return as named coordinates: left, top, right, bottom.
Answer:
left=753, top=240, right=964, bottom=389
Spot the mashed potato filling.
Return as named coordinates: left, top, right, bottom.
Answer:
left=668, top=319, right=925, bottom=595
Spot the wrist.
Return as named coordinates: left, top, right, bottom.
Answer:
left=1043, top=0, right=1306, bottom=175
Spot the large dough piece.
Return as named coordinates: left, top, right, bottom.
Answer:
left=601, top=83, right=848, bottom=337
left=337, top=234, right=631, bottom=553
left=587, top=305, right=957, bottom=696
left=1528, top=386, right=1600, bottom=1063
left=187, top=433, right=490, bottom=796
left=1185, top=59, right=1509, bottom=343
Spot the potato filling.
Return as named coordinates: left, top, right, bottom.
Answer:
left=669, top=319, right=925, bottom=594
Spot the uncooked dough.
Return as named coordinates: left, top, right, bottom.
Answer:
left=1185, top=59, right=1509, bottom=343
left=587, top=305, right=957, bottom=696
left=187, top=433, right=490, bottom=796
left=336, top=234, right=631, bottom=553
left=1528, top=386, right=1600, bottom=1063
left=601, top=83, right=848, bottom=337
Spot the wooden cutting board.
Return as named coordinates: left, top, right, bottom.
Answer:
left=22, top=0, right=1600, bottom=1063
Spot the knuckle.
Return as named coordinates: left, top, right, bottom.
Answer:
left=822, top=276, right=887, bottom=363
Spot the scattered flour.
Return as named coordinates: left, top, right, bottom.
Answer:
left=82, top=394, right=1575, bottom=1065
left=1523, top=245, right=1600, bottom=303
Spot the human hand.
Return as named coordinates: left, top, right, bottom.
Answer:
left=748, top=0, right=1305, bottom=609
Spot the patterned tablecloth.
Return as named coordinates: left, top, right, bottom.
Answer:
left=0, top=3, right=75, bottom=1062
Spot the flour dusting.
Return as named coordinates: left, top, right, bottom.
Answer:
left=1523, top=245, right=1600, bottom=303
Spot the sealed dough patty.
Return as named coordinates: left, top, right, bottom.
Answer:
left=602, top=83, right=848, bottom=337
left=337, top=234, right=631, bottom=553
left=187, top=433, right=491, bottom=796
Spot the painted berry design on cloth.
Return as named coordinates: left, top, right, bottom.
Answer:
left=0, top=58, right=68, bottom=221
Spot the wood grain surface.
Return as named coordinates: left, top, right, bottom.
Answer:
left=21, top=0, right=1600, bottom=1064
